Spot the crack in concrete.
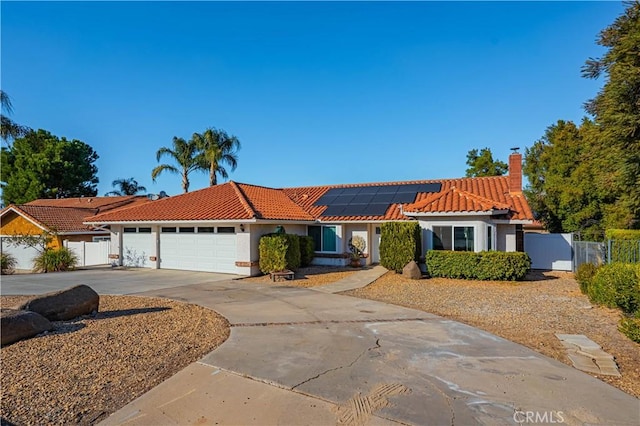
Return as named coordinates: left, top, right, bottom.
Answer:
left=232, top=318, right=428, bottom=327
left=291, top=338, right=381, bottom=390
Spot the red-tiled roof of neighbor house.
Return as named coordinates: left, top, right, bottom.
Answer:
left=26, top=195, right=150, bottom=213
left=284, top=176, right=534, bottom=221
left=84, top=182, right=315, bottom=223
left=1, top=205, right=105, bottom=233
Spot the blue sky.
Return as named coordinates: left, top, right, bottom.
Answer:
left=1, top=1, right=624, bottom=196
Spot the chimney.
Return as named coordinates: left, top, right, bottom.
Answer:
left=508, top=151, right=522, bottom=193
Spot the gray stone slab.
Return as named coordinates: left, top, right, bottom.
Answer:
left=556, top=334, right=621, bottom=377
left=312, top=265, right=388, bottom=293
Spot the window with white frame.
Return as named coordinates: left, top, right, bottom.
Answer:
left=432, top=226, right=475, bottom=252
left=92, top=236, right=110, bottom=242
left=308, top=225, right=337, bottom=252
left=487, top=225, right=493, bottom=251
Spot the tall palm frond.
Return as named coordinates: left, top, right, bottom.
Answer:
left=192, top=128, right=241, bottom=186
left=1, top=90, right=30, bottom=143
left=151, top=137, right=202, bottom=193
left=105, top=177, right=147, bottom=196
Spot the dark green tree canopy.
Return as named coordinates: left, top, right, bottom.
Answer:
left=524, top=2, right=640, bottom=236
left=465, top=148, right=508, bottom=177
left=105, top=177, right=147, bottom=196
left=1, top=129, right=99, bottom=205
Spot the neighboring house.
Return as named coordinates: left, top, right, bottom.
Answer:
left=84, top=153, right=533, bottom=276
left=0, top=196, right=149, bottom=270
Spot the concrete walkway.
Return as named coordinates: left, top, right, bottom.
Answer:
left=312, top=265, right=387, bottom=293
left=97, top=268, right=639, bottom=426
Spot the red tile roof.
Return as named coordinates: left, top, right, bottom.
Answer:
left=26, top=195, right=149, bottom=213
left=81, top=176, right=533, bottom=224
left=1, top=196, right=152, bottom=233
left=404, top=186, right=512, bottom=214
left=85, top=182, right=315, bottom=223
left=2, top=205, right=104, bottom=233
left=284, top=176, right=533, bottom=221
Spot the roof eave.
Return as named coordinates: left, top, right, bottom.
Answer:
left=403, top=209, right=510, bottom=217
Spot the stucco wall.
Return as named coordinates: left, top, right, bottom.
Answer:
left=0, top=211, right=62, bottom=248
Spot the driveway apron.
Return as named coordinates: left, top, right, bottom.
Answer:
left=104, top=278, right=640, bottom=426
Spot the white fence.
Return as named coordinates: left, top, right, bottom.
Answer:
left=65, top=240, right=111, bottom=267
left=524, top=233, right=573, bottom=271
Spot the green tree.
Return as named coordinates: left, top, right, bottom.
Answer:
left=581, top=0, right=640, bottom=229
left=1, top=129, right=99, bottom=204
left=1, top=90, right=30, bottom=143
left=151, top=136, right=202, bottom=193
left=523, top=120, right=606, bottom=237
left=465, top=148, right=508, bottom=177
left=105, top=177, right=147, bottom=196
left=192, top=128, right=241, bottom=186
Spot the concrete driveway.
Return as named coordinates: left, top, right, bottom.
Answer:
left=0, top=267, right=240, bottom=295
left=100, top=272, right=638, bottom=426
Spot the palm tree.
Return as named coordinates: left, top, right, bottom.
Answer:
left=151, top=137, right=202, bottom=193
left=1, top=90, right=30, bottom=143
left=105, top=178, right=147, bottom=196
left=192, top=128, right=241, bottom=186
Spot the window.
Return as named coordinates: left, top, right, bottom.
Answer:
left=217, top=227, right=235, bottom=233
left=375, top=226, right=381, bottom=235
left=198, top=227, right=214, bottom=233
left=432, top=226, right=475, bottom=252
left=93, top=236, right=110, bottom=242
left=179, top=227, right=195, bottom=233
left=432, top=226, right=452, bottom=250
left=138, top=227, right=152, bottom=233
left=123, top=227, right=137, bottom=233
left=161, top=227, right=177, bottom=233
left=308, top=225, right=337, bottom=252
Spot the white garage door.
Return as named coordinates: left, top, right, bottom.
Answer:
left=122, top=227, right=155, bottom=268
left=1, top=238, right=39, bottom=270
left=159, top=226, right=237, bottom=273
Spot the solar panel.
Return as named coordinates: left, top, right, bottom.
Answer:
left=314, top=182, right=442, bottom=217
left=351, top=194, right=374, bottom=204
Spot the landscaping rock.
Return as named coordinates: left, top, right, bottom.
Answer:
left=18, top=284, right=99, bottom=321
left=402, top=261, right=422, bottom=280
left=1, top=308, right=52, bottom=346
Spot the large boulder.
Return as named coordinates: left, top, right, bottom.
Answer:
left=1, top=308, right=53, bottom=346
left=18, top=284, right=99, bottom=321
left=402, top=260, right=422, bottom=280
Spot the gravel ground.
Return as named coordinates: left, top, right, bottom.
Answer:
left=0, top=295, right=229, bottom=425
left=241, top=265, right=358, bottom=287
left=344, top=270, right=640, bottom=399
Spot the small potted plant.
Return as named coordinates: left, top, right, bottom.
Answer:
left=348, top=235, right=366, bottom=268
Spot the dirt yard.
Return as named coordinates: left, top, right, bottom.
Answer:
left=344, top=270, right=640, bottom=399
left=0, top=295, right=229, bottom=425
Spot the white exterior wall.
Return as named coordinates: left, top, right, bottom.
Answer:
left=497, top=224, right=517, bottom=252
left=110, top=225, right=122, bottom=266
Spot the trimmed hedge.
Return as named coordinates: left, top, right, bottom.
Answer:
left=425, top=250, right=531, bottom=281
left=575, top=262, right=598, bottom=294
left=259, top=233, right=301, bottom=274
left=379, top=222, right=421, bottom=273
left=588, top=263, right=640, bottom=315
left=299, top=235, right=315, bottom=267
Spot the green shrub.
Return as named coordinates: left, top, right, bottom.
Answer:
left=33, top=247, right=78, bottom=273
left=589, top=263, right=640, bottom=314
left=259, top=233, right=301, bottom=274
left=379, top=222, right=421, bottom=273
left=425, top=250, right=531, bottom=281
left=1, top=252, right=17, bottom=275
left=619, top=317, right=640, bottom=343
left=605, top=229, right=640, bottom=240
left=575, top=263, right=599, bottom=294
left=298, top=235, right=315, bottom=267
